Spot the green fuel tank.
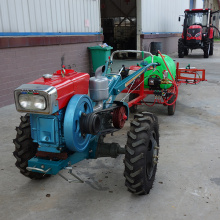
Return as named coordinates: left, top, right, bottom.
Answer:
left=143, top=54, right=176, bottom=89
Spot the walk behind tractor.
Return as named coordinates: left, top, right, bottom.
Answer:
left=13, top=50, right=206, bottom=195
left=178, top=8, right=220, bottom=58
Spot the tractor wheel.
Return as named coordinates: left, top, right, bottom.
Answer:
left=13, top=114, right=50, bottom=179
left=178, top=38, right=184, bottom=58
left=124, top=112, right=159, bottom=195
left=168, top=95, right=176, bottom=115
left=204, top=42, right=210, bottom=58
left=209, top=40, right=213, bottom=55
left=184, top=48, right=189, bottom=56
left=129, top=93, right=138, bottom=113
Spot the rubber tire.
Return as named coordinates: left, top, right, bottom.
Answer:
left=184, top=48, right=189, bottom=56
left=168, top=95, right=176, bottom=115
left=204, top=42, right=210, bottom=58
left=124, top=112, right=159, bottom=195
left=13, top=114, right=50, bottom=179
left=209, top=39, right=213, bottom=55
left=129, top=93, right=138, bottom=113
left=178, top=38, right=184, bottom=58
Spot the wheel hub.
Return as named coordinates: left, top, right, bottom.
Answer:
left=64, top=95, right=93, bottom=152
left=113, top=106, right=127, bottom=129
left=146, top=137, right=159, bottom=179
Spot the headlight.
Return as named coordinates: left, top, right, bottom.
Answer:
left=14, top=84, right=58, bottom=114
left=195, top=33, right=201, bottom=37
left=18, top=94, right=46, bottom=110
left=33, top=95, right=46, bottom=109
left=187, top=33, right=192, bottom=38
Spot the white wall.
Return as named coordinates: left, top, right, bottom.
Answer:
left=0, top=0, right=100, bottom=33
left=139, top=0, right=190, bottom=34
left=195, top=0, right=204, bottom=8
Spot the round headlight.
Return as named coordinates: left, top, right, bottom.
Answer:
left=18, top=94, right=32, bottom=109
left=33, top=95, right=46, bottom=110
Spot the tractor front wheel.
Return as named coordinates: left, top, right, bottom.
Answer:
left=184, top=48, right=189, bottom=56
left=204, top=42, right=210, bottom=58
left=209, top=39, right=213, bottom=55
left=124, top=112, right=159, bottom=195
left=13, top=114, right=50, bottom=179
left=178, top=38, right=185, bottom=58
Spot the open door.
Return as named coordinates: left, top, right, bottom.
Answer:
left=100, top=0, right=137, bottom=52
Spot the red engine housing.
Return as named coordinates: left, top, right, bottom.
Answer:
left=28, top=68, right=90, bottom=110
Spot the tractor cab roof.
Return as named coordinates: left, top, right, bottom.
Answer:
left=185, top=8, right=211, bottom=13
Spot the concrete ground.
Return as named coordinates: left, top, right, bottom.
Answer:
left=0, top=43, right=220, bottom=220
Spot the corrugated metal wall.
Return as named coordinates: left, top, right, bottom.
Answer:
left=141, top=0, right=190, bottom=33
left=0, top=0, right=100, bottom=34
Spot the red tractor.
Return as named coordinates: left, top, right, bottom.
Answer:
left=178, top=8, right=219, bottom=58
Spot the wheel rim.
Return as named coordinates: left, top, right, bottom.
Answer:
left=113, top=106, right=127, bottom=129
left=146, top=135, right=158, bottom=180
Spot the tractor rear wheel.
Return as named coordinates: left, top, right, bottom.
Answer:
left=178, top=38, right=184, bottom=58
left=13, top=114, right=50, bottom=179
left=124, top=112, right=159, bottom=195
left=129, top=93, right=138, bottom=113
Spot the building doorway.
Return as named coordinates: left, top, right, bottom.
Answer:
left=100, top=0, right=137, bottom=52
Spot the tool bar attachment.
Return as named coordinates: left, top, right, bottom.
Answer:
left=176, top=62, right=206, bottom=84
left=113, top=62, right=160, bottom=95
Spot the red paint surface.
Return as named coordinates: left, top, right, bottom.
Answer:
left=186, top=25, right=202, bottom=41
left=28, top=69, right=90, bottom=109
left=209, top=28, right=214, bottom=39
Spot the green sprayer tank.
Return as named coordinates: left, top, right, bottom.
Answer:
left=143, top=54, right=176, bottom=89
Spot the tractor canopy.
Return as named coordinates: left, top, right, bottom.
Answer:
left=184, top=9, right=211, bottom=28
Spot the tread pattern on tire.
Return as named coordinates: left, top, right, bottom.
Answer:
left=124, top=112, right=159, bottom=195
left=13, top=114, right=50, bottom=179
left=168, top=95, right=176, bottom=116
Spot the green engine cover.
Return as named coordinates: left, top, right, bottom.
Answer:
left=143, top=54, right=176, bottom=89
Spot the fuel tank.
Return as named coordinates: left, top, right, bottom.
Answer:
left=89, top=66, right=109, bottom=101
left=144, top=55, right=176, bottom=89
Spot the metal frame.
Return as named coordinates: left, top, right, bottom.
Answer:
left=111, top=50, right=206, bottom=109
left=176, top=62, right=206, bottom=84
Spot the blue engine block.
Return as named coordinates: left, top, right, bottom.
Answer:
left=30, top=109, right=66, bottom=153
